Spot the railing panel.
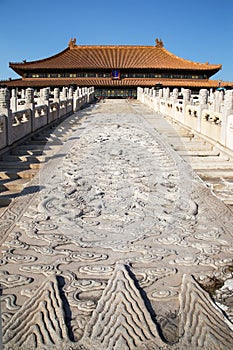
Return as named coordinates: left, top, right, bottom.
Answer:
left=33, top=105, right=48, bottom=131
left=10, top=109, right=32, bottom=144
left=48, top=102, right=59, bottom=123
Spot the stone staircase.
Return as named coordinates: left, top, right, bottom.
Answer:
left=144, top=112, right=233, bottom=208
left=0, top=111, right=85, bottom=214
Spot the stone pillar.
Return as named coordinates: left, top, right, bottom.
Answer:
left=183, top=89, right=191, bottom=103
left=68, top=87, right=73, bottom=99
left=172, top=88, right=179, bottom=118
left=197, top=89, right=208, bottom=132
left=73, top=88, right=79, bottom=111
left=209, top=89, right=215, bottom=111
left=0, top=88, right=10, bottom=112
left=39, top=88, right=43, bottom=105
left=54, top=88, right=60, bottom=102
left=42, top=87, right=50, bottom=106
left=77, top=87, right=82, bottom=97
left=199, top=89, right=208, bottom=105
left=25, top=88, right=35, bottom=131
left=172, top=88, right=179, bottom=101
left=182, top=89, right=191, bottom=124
left=164, top=87, right=170, bottom=100
left=25, top=88, right=34, bottom=107
left=21, top=89, right=25, bottom=99
left=10, top=89, right=17, bottom=112
left=221, top=90, right=233, bottom=146
left=220, top=91, right=224, bottom=112
left=61, top=87, right=67, bottom=100
left=0, top=88, right=12, bottom=145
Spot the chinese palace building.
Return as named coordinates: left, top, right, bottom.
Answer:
left=1, top=38, right=232, bottom=98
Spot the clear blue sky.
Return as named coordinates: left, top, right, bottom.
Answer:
left=1, top=0, right=233, bottom=82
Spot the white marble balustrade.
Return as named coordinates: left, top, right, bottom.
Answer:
left=0, top=86, right=95, bottom=150
left=138, top=87, right=233, bottom=150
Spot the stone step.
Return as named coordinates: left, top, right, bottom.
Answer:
left=1, top=154, right=49, bottom=163
left=164, top=135, right=195, bottom=140
left=192, top=162, right=233, bottom=170
left=173, top=144, right=213, bottom=151
left=183, top=155, right=230, bottom=162
left=0, top=168, right=37, bottom=180
left=198, top=170, right=233, bottom=179
left=10, top=146, right=46, bottom=155
left=158, top=130, right=193, bottom=137
left=0, top=178, right=29, bottom=192
left=11, top=145, right=59, bottom=156
left=0, top=161, right=42, bottom=170
left=178, top=150, right=220, bottom=157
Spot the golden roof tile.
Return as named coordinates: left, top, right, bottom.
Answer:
left=9, top=44, right=221, bottom=75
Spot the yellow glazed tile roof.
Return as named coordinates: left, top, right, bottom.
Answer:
left=10, top=43, right=221, bottom=73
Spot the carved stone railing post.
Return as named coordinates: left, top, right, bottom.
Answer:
left=73, top=88, right=79, bottom=111
left=209, top=89, right=215, bottom=111
left=0, top=87, right=12, bottom=146
left=158, top=89, right=163, bottom=99
left=0, top=88, right=11, bottom=113
left=198, top=89, right=208, bottom=132
left=172, top=88, right=179, bottom=118
left=164, top=87, right=170, bottom=100
left=21, top=89, right=25, bottom=99
left=10, top=89, right=18, bottom=112
left=25, top=88, right=35, bottom=131
left=182, top=89, right=191, bottom=121
left=172, top=88, right=179, bottom=102
left=68, top=87, right=73, bottom=99
left=25, top=88, right=34, bottom=108
left=183, top=89, right=191, bottom=104
left=61, top=87, right=67, bottom=101
left=42, top=88, right=50, bottom=106
left=54, top=88, right=60, bottom=103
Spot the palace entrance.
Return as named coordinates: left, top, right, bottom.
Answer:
left=95, top=88, right=137, bottom=98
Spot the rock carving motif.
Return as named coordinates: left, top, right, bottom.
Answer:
left=81, top=263, right=164, bottom=349
left=179, top=274, right=233, bottom=349
left=2, top=277, right=70, bottom=350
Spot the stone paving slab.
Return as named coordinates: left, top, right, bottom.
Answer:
left=0, top=99, right=233, bottom=349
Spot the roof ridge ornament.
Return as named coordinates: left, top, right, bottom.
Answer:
left=155, top=38, right=164, bottom=48
left=68, top=38, right=77, bottom=48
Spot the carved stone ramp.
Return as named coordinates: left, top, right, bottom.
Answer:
left=0, top=99, right=233, bottom=349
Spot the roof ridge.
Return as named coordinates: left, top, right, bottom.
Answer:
left=73, top=45, right=156, bottom=48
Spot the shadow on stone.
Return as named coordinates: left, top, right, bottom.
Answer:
left=125, top=264, right=168, bottom=343
left=57, top=275, right=75, bottom=342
